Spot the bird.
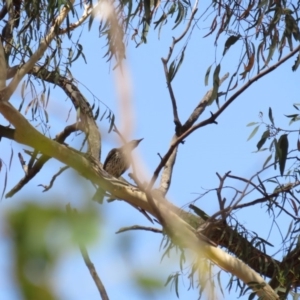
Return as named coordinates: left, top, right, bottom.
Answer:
left=92, top=138, right=143, bottom=203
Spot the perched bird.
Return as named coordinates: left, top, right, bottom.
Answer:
left=93, top=138, right=143, bottom=203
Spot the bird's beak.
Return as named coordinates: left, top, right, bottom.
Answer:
left=137, top=138, right=144, bottom=144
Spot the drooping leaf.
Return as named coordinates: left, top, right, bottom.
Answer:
left=204, top=64, right=212, bottom=86
left=246, top=122, right=258, bottom=127
left=292, top=52, right=300, bottom=71
left=207, top=64, right=220, bottom=105
left=276, top=134, right=289, bottom=176
left=263, top=154, right=272, bottom=168
left=268, top=107, right=274, bottom=125
left=257, top=130, right=270, bottom=150
left=223, top=35, right=240, bottom=56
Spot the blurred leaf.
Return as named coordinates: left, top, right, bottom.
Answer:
left=205, top=64, right=212, bottom=86
left=263, top=154, right=272, bottom=168
left=246, top=122, right=258, bottom=127
left=207, top=64, right=220, bottom=105
left=268, top=107, right=274, bottom=125
left=108, top=114, right=115, bottom=133
left=247, top=125, right=259, bottom=141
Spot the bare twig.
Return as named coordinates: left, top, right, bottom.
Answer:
left=39, top=166, right=69, bottom=192
left=149, top=45, right=300, bottom=192
left=116, top=225, right=163, bottom=234
left=18, top=152, right=28, bottom=175
left=66, top=204, right=109, bottom=300
left=216, top=172, right=230, bottom=220
left=79, top=244, right=110, bottom=300
left=58, top=4, right=92, bottom=35
left=160, top=0, right=199, bottom=132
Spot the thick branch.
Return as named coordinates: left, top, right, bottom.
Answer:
left=0, top=100, right=281, bottom=298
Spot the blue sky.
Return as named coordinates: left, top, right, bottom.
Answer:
left=0, top=2, right=300, bottom=299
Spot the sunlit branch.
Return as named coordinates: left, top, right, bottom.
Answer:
left=58, top=4, right=92, bottom=35
left=0, top=41, right=7, bottom=90
left=0, top=97, right=283, bottom=298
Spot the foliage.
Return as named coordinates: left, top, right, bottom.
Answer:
left=1, top=0, right=300, bottom=299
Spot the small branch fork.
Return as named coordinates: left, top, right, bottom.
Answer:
left=5, top=123, right=81, bottom=197
left=205, top=168, right=300, bottom=222
left=149, top=43, right=300, bottom=192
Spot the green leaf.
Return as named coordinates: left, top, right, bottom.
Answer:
left=263, top=154, right=272, bottom=168
left=292, top=52, right=300, bottom=71
left=207, top=64, right=221, bottom=105
left=257, top=130, right=269, bottom=150
left=247, top=125, right=259, bottom=141
left=108, top=114, right=115, bottom=133
left=277, top=134, right=289, bottom=176
left=88, top=11, right=95, bottom=31
left=223, top=35, right=240, bottom=56
left=168, top=47, right=186, bottom=82
left=204, top=64, right=212, bottom=86
left=268, top=107, right=274, bottom=125
left=246, top=122, right=258, bottom=127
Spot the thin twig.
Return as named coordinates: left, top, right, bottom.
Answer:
left=161, top=0, right=199, bottom=130
left=58, top=4, right=92, bottom=35
left=6, top=123, right=80, bottom=197
left=38, top=165, right=69, bottom=192
left=66, top=204, right=109, bottom=300
left=116, top=225, right=162, bottom=234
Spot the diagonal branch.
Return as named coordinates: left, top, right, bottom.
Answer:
left=161, top=0, right=199, bottom=132
left=29, top=66, right=101, bottom=160
left=0, top=100, right=281, bottom=299
left=150, top=73, right=229, bottom=193
left=2, top=1, right=75, bottom=101
left=151, top=44, right=300, bottom=193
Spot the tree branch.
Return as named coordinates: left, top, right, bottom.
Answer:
left=150, top=45, right=300, bottom=193
left=66, top=204, right=109, bottom=300
left=0, top=100, right=280, bottom=298
left=3, top=1, right=75, bottom=101
left=6, top=123, right=80, bottom=197
left=150, top=73, right=229, bottom=193
left=29, top=65, right=101, bottom=160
